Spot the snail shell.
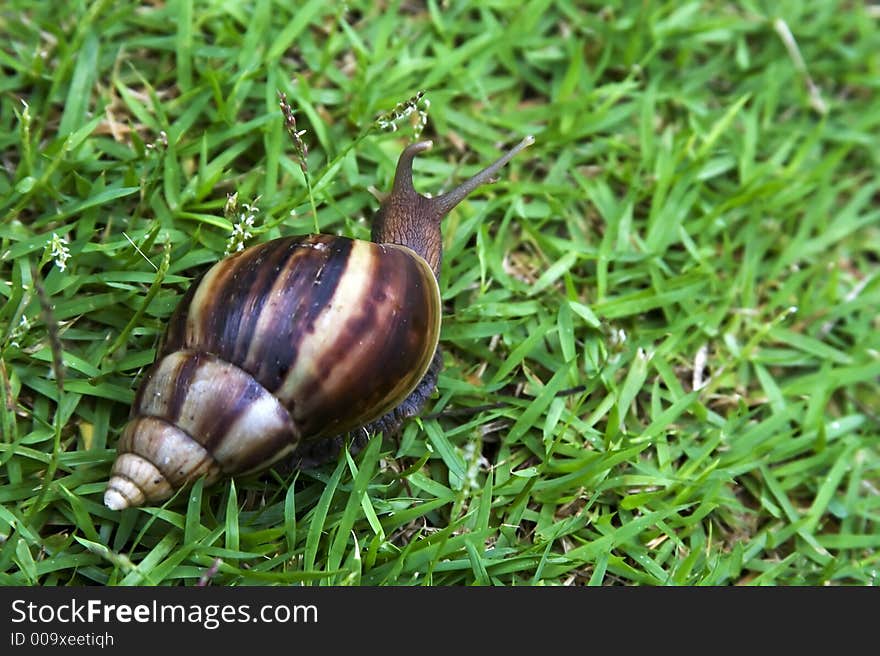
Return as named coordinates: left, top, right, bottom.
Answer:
left=105, top=235, right=440, bottom=510
left=105, top=135, right=533, bottom=510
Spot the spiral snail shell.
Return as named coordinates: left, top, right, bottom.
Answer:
left=104, top=135, right=534, bottom=510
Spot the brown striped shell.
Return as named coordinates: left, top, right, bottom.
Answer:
left=104, top=135, right=534, bottom=510
left=104, top=236, right=440, bottom=510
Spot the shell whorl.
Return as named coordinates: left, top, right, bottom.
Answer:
left=104, top=350, right=299, bottom=510
left=106, top=234, right=441, bottom=509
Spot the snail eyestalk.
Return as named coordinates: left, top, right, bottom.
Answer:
left=372, top=135, right=534, bottom=277
left=432, top=135, right=535, bottom=215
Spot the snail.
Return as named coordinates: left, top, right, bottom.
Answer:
left=104, top=134, right=534, bottom=510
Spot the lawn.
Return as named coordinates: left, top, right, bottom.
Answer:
left=0, top=1, right=878, bottom=586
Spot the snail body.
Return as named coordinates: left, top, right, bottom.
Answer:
left=105, top=135, right=533, bottom=510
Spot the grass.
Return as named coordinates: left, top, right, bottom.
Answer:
left=0, top=0, right=878, bottom=586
